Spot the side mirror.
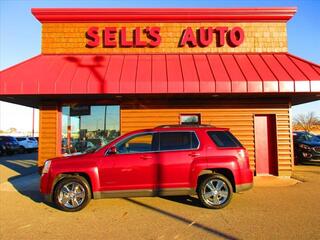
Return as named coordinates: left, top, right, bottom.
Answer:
left=108, top=146, right=117, bottom=155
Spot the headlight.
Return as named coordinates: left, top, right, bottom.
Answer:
left=42, top=160, right=52, bottom=174
left=299, top=144, right=311, bottom=150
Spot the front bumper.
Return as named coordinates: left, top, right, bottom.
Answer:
left=43, top=194, right=53, bottom=202
left=40, top=173, right=54, bottom=202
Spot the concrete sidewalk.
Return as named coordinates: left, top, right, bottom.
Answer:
left=254, top=175, right=300, bottom=187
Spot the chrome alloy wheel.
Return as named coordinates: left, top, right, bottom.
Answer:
left=58, top=182, right=86, bottom=209
left=202, top=179, right=229, bottom=206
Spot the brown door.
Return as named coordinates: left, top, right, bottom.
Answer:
left=254, top=115, right=278, bottom=175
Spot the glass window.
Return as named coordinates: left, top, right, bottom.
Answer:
left=116, top=133, right=154, bottom=154
left=207, top=131, right=242, bottom=148
left=180, top=114, right=201, bottom=125
left=16, top=137, right=26, bottom=141
left=61, top=105, right=120, bottom=154
left=191, top=132, right=200, bottom=149
left=159, top=132, right=198, bottom=151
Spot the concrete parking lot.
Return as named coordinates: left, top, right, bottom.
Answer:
left=0, top=153, right=319, bottom=240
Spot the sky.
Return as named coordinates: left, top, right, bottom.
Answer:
left=0, top=0, right=319, bottom=133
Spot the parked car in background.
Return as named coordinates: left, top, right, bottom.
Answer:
left=16, top=137, right=38, bottom=153
left=0, top=136, right=20, bottom=155
left=41, top=124, right=253, bottom=212
left=293, top=131, right=320, bottom=163
left=0, top=141, right=6, bottom=156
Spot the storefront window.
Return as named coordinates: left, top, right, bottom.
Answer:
left=61, top=105, right=120, bottom=154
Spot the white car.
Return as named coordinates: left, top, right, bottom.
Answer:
left=16, top=137, right=38, bottom=153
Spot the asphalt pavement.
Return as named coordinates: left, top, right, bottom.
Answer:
left=0, top=153, right=319, bottom=240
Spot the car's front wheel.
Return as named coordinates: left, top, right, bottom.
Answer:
left=53, top=176, right=91, bottom=212
left=197, top=173, right=233, bottom=209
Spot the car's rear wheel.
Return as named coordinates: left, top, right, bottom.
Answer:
left=197, top=173, right=233, bottom=209
left=53, top=176, right=91, bottom=212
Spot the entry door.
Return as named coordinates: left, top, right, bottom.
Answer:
left=157, top=131, right=200, bottom=189
left=254, top=115, right=278, bottom=175
left=100, top=133, right=156, bottom=191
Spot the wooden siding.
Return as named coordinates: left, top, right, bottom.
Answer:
left=42, top=22, right=288, bottom=54
left=38, top=106, right=60, bottom=166
left=121, top=100, right=292, bottom=176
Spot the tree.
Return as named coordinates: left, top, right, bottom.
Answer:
left=293, top=112, right=320, bottom=131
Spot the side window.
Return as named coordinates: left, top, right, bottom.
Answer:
left=116, top=133, right=154, bottom=154
left=191, top=132, right=200, bottom=149
left=207, top=131, right=242, bottom=148
left=159, top=132, right=199, bottom=151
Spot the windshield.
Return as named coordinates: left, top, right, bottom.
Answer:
left=84, top=134, right=124, bottom=154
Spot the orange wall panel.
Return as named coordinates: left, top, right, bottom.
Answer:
left=38, top=106, right=60, bottom=166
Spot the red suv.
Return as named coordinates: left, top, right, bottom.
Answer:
left=40, top=125, right=253, bottom=211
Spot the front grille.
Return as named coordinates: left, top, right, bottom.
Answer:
left=313, top=147, right=320, bottom=153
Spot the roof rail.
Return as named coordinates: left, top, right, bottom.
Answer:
left=155, top=124, right=215, bottom=128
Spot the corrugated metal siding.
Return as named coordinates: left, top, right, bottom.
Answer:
left=121, top=101, right=292, bottom=176
left=38, top=106, right=59, bottom=166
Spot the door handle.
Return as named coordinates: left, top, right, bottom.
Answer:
left=141, top=155, right=152, bottom=160
left=189, top=153, right=200, bottom=157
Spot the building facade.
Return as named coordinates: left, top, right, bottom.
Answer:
left=0, top=8, right=319, bottom=177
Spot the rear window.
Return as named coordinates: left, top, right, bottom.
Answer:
left=207, top=131, right=242, bottom=148
left=159, top=132, right=199, bottom=151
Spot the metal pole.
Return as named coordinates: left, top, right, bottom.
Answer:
left=104, top=105, right=107, bottom=132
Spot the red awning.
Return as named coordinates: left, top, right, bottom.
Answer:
left=1, top=53, right=319, bottom=95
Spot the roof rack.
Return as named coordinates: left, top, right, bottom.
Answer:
left=155, top=124, right=215, bottom=128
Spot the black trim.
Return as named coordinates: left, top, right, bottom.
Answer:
left=93, top=188, right=196, bottom=199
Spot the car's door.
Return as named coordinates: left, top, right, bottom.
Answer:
left=100, top=132, right=157, bottom=192
left=156, top=131, right=201, bottom=189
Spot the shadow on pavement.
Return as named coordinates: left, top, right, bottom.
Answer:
left=161, top=195, right=203, bottom=208
left=125, top=198, right=239, bottom=240
left=7, top=173, right=43, bottom=203
left=0, top=153, right=43, bottom=203
left=0, top=152, right=38, bottom=176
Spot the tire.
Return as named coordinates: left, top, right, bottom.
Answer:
left=197, top=173, right=233, bottom=209
left=53, top=176, right=91, bottom=212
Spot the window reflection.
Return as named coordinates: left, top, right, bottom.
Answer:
left=61, top=105, right=120, bottom=154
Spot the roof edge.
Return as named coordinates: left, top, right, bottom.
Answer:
left=31, top=7, right=297, bottom=23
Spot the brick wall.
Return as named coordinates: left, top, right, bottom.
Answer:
left=42, top=22, right=287, bottom=54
